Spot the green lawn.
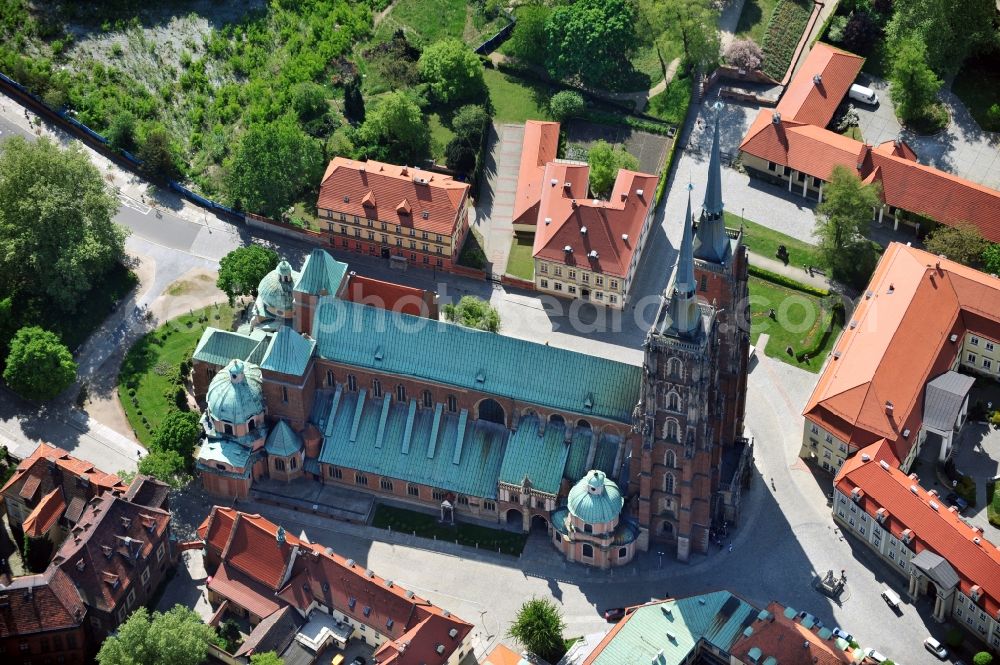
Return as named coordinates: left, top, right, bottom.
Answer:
left=736, top=0, right=779, bottom=44
left=953, top=49, right=1000, bottom=132
left=728, top=212, right=823, bottom=268
left=646, top=71, right=692, bottom=126
left=428, top=112, right=455, bottom=162
left=373, top=0, right=504, bottom=47
left=506, top=233, right=535, bottom=280
left=760, top=0, right=814, bottom=80
left=988, top=480, right=1000, bottom=528
left=748, top=277, right=842, bottom=373
left=484, top=68, right=554, bottom=124
left=118, top=304, right=234, bottom=445
left=372, top=504, right=527, bottom=555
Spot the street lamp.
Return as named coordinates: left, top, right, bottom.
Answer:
left=657, top=551, right=664, bottom=569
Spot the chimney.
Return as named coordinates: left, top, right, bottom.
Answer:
left=812, top=74, right=822, bottom=85
left=885, top=400, right=894, bottom=413
left=771, top=111, right=781, bottom=125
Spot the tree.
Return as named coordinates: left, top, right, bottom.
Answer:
left=153, top=410, right=201, bottom=462
left=640, top=0, right=720, bottom=73
left=137, top=123, right=180, bottom=181
left=545, top=0, right=638, bottom=86
left=97, top=606, right=218, bottom=665
left=507, top=598, right=566, bottom=664
left=290, top=81, right=328, bottom=122
left=138, top=450, right=187, bottom=487
left=0, top=137, right=127, bottom=313
left=3, top=326, right=77, bottom=401
left=443, top=296, right=500, bottom=332
left=225, top=114, right=324, bottom=219
left=450, top=104, right=490, bottom=146
left=724, top=38, right=763, bottom=72
left=106, top=110, right=137, bottom=153
left=587, top=141, right=639, bottom=197
left=549, top=90, right=585, bottom=122
left=974, top=653, right=993, bottom=665
left=343, top=75, right=365, bottom=124
left=815, top=165, right=882, bottom=288
left=886, top=0, right=997, bottom=76
left=506, top=5, right=551, bottom=66
left=445, top=139, right=477, bottom=172
left=889, top=36, right=942, bottom=124
left=923, top=223, right=988, bottom=267
left=982, top=244, right=1000, bottom=275
left=217, top=245, right=280, bottom=305
left=418, top=39, right=485, bottom=106
left=841, top=11, right=878, bottom=54
left=250, top=652, right=284, bottom=665
left=354, top=91, right=430, bottom=165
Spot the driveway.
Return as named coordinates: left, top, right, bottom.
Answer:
left=473, top=123, right=524, bottom=275
left=949, top=422, right=1000, bottom=536
left=853, top=78, right=1000, bottom=190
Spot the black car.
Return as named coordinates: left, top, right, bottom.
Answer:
left=945, top=492, right=969, bottom=511
left=602, top=607, right=626, bottom=622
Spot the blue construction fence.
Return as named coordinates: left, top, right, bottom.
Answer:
left=0, top=69, right=247, bottom=224
left=473, top=11, right=516, bottom=55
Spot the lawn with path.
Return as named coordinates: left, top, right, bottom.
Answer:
left=729, top=212, right=822, bottom=269
left=645, top=70, right=692, bottom=126
left=118, top=304, right=234, bottom=445
left=748, top=277, right=842, bottom=373
left=373, top=0, right=506, bottom=46
left=372, top=504, right=527, bottom=555
left=735, top=0, right=779, bottom=44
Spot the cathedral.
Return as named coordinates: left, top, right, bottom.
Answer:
left=191, top=113, right=751, bottom=564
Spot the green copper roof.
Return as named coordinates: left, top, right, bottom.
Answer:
left=206, top=359, right=265, bottom=425
left=260, top=326, right=316, bottom=376
left=265, top=420, right=303, bottom=457
left=258, top=260, right=300, bottom=317
left=193, top=328, right=267, bottom=367
left=294, top=249, right=348, bottom=296
left=567, top=470, right=623, bottom=524
left=592, top=434, right=621, bottom=477
left=563, top=429, right=593, bottom=481
left=318, top=391, right=508, bottom=499
left=312, top=299, right=642, bottom=422
left=590, top=592, right=759, bottom=665
left=499, top=417, right=569, bottom=495
left=197, top=438, right=252, bottom=469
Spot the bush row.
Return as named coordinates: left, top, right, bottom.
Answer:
left=748, top=264, right=831, bottom=297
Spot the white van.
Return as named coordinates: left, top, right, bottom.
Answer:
left=849, top=83, right=879, bottom=105
left=881, top=586, right=901, bottom=609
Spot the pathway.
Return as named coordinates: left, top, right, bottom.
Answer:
left=475, top=123, right=523, bottom=274
left=718, top=0, right=748, bottom=50
left=746, top=250, right=832, bottom=291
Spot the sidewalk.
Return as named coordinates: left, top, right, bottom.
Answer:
left=746, top=250, right=833, bottom=291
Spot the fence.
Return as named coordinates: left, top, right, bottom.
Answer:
left=473, top=11, right=516, bottom=55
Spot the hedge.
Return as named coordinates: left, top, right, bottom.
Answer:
left=748, top=264, right=830, bottom=297
left=795, top=302, right=844, bottom=362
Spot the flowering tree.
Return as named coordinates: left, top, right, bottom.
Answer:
left=724, top=39, right=763, bottom=72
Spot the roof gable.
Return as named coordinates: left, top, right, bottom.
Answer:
left=261, top=325, right=316, bottom=376
left=776, top=43, right=864, bottom=127
left=294, top=249, right=348, bottom=297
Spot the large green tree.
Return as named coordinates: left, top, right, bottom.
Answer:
left=418, top=39, right=485, bottom=106
left=506, top=5, right=551, bottom=66
left=137, top=123, right=181, bottom=181
left=640, top=0, right=720, bottom=72
left=545, top=0, right=637, bottom=87
left=889, top=36, right=942, bottom=124
left=587, top=141, right=639, bottom=197
left=153, top=410, right=201, bottom=462
left=354, top=91, right=430, bottom=165
left=3, top=326, right=77, bottom=401
left=885, top=0, right=997, bottom=76
left=217, top=245, right=280, bottom=305
left=249, top=653, right=284, bottom=665
left=443, top=296, right=500, bottom=332
left=507, top=598, right=566, bottom=664
left=0, top=137, right=127, bottom=313
left=225, top=114, right=324, bottom=219
left=923, top=223, right=988, bottom=267
left=96, top=606, right=218, bottom=665
left=138, top=450, right=187, bottom=487
left=982, top=244, right=1000, bottom=276
left=815, top=165, right=882, bottom=289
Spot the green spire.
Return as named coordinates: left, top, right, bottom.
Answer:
left=695, top=105, right=729, bottom=263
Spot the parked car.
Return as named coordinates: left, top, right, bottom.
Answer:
left=945, top=492, right=969, bottom=511
left=923, top=636, right=948, bottom=659
left=603, top=607, right=626, bottom=622
left=351, top=658, right=367, bottom=665
left=863, top=647, right=887, bottom=663
left=831, top=627, right=853, bottom=642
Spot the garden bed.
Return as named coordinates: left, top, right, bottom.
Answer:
left=118, top=304, right=234, bottom=445
left=372, top=504, right=527, bottom=555
left=760, top=0, right=814, bottom=81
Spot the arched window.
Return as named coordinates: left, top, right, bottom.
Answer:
left=326, top=369, right=334, bottom=386
left=372, top=379, right=382, bottom=398
left=576, top=419, right=591, bottom=430
left=662, top=521, right=674, bottom=534
left=668, top=392, right=680, bottom=412
left=549, top=413, right=565, bottom=426
left=223, top=423, right=233, bottom=435
left=396, top=385, right=407, bottom=402
left=665, top=450, right=676, bottom=468
left=447, top=395, right=458, bottom=412
left=664, top=473, right=675, bottom=494
left=582, top=543, right=594, bottom=558
left=668, top=358, right=682, bottom=378
left=248, top=418, right=256, bottom=430
left=422, top=390, right=433, bottom=408
left=583, top=523, right=593, bottom=534
left=347, top=374, right=357, bottom=392
left=665, top=419, right=679, bottom=442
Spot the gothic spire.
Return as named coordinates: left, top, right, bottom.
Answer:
left=695, top=105, right=730, bottom=263
left=703, top=108, right=724, bottom=218
left=659, top=186, right=700, bottom=337
left=676, top=186, right=697, bottom=297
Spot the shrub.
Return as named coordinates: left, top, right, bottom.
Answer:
left=974, top=652, right=993, bottom=665
left=724, top=39, right=764, bottom=72
left=549, top=91, right=585, bottom=122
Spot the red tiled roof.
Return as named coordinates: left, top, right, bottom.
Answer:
left=730, top=602, right=855, bottom=665
left=739, top=114, right=862, bottom=182
left=199, top=505, right=236, bottom=551
left=2, top=443, right=125, bottom=498
left=776, top=43, right=864, bottom=127
left=804, top=243, right=1000, bottom=458
left=345, top=273, right=434, bottom=317
left=0, top=567, right=85, bottom=638
left=220, top=512, right=299, bottom=590
left=23, top=487, right=66, bottom=538
left=209, top=562, right=282, bottom=619
left=531, top=161, right=658, bottom=278
left=836, top=447, right=1000, bottom=616
left=317, top=158, right=469, bottom=236
left=512, top=120, right=560, bottom=227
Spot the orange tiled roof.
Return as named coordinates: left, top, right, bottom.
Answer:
left=23, top=487, right=66, bottom=538
left=482, top=644, right=525, bottom=665
left=0, top=567, right=85, bottom=638
left=317, top=158, right=469, bottom=236
left=531, top=161, right=658, bottom=278
left=803, top=243, right=1000, bottom=457
left=345, top=273, right=432, bottom=317
left=512, top=120, right=560, bottom=227
left=222, top=512, right=299, bottom=590
left=730, top=601, right=855, bottom=665
left=776, top=43, right=864, bottom=127
left=836, top=446, right=1000, bottom=616
left=1, top=443, right=125, bottom=497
